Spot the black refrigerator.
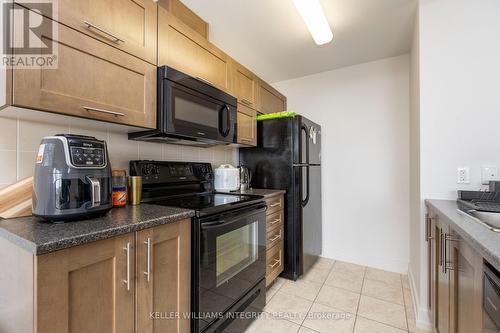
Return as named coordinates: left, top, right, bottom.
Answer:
left=239, top=115, right=322, bottom=280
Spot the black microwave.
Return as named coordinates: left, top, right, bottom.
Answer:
left=129, top=66, right=237, bottom=146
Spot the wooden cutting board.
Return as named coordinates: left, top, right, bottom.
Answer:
left=0, top=177, right=33, bottom=219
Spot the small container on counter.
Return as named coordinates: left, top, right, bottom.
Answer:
left=112, top=169, right=127, bottom=207
left=128, top=176, right=142, bottom=205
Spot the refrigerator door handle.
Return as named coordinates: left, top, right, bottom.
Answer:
left=301, top=165, right=310, bottom=207
left=301, top=124, right=310, bottom=164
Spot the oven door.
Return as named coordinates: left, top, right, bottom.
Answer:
left=197, top=204, right=266, bottom=331
left=162, top=79, right=236, bottom=144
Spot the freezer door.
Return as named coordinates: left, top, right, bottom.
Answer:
left=301, top=165, right=322, bottom=271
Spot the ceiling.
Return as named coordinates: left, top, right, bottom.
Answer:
left=181, top=0, right=417, bottom=83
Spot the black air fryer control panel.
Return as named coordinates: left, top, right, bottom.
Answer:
left=60, top=135, right=106, bottom=167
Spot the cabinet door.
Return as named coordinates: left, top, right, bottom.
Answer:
left=136, top=219, right=191, bottom=333
left=427, top=214, right=439, bottom=330
left=259, top=81, right=286, bottom=114
left=19, top=0, right=158, bottom=64
left=36, top=233, right=135, bottom=333
left=437, top=224, right=451, bottom=333
left=233, top=62, right=258, bottom=108
left=12, top=10, right=156, bottom=129
left=158, top=7, right=230, bottom=92
left=237, top=103, right=257, bottom=146
left=450, top=233, right=483, bottom=333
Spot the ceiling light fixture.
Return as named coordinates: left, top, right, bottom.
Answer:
left=292, top=0, right=333, bottom=45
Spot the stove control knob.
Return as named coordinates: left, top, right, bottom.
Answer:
left=152, top=165, right=160, bottom=177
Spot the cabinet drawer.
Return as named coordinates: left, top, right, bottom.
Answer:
left=266, top=210, right=283, bottom=230
left=12, top=12, right=156, bottom=129
left=266, top=224, right=283, bottom=250
left=18, top=0, right=157, bottom=64
left=158, top=8, right=230, bottom=92
left=266, top=241, right=284, bottom=286
left=266, top=196, right=283, bottom=215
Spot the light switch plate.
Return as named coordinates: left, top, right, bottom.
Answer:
left=481, top=166, right=498, bottom=185
left=457, top=167, right=470, bottom=184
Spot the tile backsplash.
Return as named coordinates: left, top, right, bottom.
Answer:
left=0, top=114, right=238, bottom=189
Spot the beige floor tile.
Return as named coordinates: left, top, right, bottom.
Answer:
left=264, top=291, right=313, bottom=324
left=357, top=296, right=407, bottom=330
left=403, top=287, right=413, bottom=310
left=332, top=261, right=365, bottom=276
left=354, top=316, right=406, bottom=333
left=302, top=302, right=356, bottom=333
left=365, top=268, right=401, bottom=286
left=280, top=280, right=322, bottom=301
left=314, top=257, right=335, bottom=270
left=324, top=270, right=364, bottom=293
left=402, top=275, right=411, bottom=290
left=298, top=326, right=319, bottom=333
left=266, top=277, right=287, bottom=303
left=244, top=315, right=300, bottom=333
left=300, top=266, right=331, bottom=284
left=315, top=285, right=360, bottom=313
left=362, top=278, right=404, bottom=305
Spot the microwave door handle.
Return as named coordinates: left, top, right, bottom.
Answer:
left=86, top=176, right=101, bottom=208
left=219, top=105, right=230, bottom=137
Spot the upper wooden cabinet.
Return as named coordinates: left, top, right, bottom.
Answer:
left=18, top=0, right=158, bottom=64
left=158, top=7, right=230, bottom=92
left=12, top=11, right=157, bottom=129
left=159, top=0, right=209, bottom=39
left=259, top=80, right=287, bottom=114
left=231, top=61, right=259, bottom=109
left=36, top=233, right=136, bottom=333
left=236, top=103, right=257, bottom=147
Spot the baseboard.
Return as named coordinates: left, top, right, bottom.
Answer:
left=408, top=266, right=433, bottom=331
left=322, top=251, right=408, bottom=274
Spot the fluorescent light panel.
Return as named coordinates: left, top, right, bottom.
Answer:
left=293, top=0, right=333, bottom=45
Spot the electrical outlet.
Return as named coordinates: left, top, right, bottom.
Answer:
left=482, top=166, right=498, bottom=185
left=457, top=167, right=470, bottom=184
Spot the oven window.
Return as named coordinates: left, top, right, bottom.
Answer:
left=175, top=95, right=219, bottom=128
left=216, top=221, right=258, bottom=286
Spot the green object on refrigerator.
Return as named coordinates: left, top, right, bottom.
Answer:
left=256, top=111, right=297, bottom=121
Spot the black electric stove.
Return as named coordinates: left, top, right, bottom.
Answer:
left=130, top=161, right=267, bottom=333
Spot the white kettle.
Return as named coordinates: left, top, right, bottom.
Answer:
left=214, top=164, right=240, bottom=191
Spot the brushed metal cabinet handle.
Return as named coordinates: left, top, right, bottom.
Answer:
left=425, top=214, right=434, bottom=241
left=196, top=76, right=215, bottom=87
left=123, top=242, right=131, bottom=291
left=84, top=20, right=124, bottom=43
left=144, top=238, right=151, bottom=282
left=444, top=234, right=460, bottom=273
left=269, top=231, right=281, bottom=242
left=241, top=98, right=252, bottom=106
left=269, top=218, right=281, bottom=225
left=269, top=202, right=281, bottom=208
left=83, top=106, right=125, bottom=117
left=269, top=258, right=281, bottom=268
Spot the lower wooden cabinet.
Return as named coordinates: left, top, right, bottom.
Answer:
left=36, top=233, right=136, bottom=333
left=0, top=218, right=190, bottom=333
left=136, top=220, right=191, bottom=333
left=265, top=194, right=285, bottom=287
left=426, top=208, right=483, bottom=333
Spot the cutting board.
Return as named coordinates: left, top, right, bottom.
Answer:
left=0, top=177, right=33, bottom=219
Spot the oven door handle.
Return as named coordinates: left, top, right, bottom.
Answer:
left=201, top=206, right=266, bottom=228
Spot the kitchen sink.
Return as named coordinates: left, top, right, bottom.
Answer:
left=458, top=209, right=500, bottom=232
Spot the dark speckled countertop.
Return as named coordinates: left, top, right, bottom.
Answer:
left=426, top=199, right=500, bottom=271
left=0, top=204, right=195, bottom=255
left=221, top=188, right=286, bottom=199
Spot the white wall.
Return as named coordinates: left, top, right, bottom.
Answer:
left=0, top=109, right=238, bottom=189
left=274, top=55, right=410, bottom=273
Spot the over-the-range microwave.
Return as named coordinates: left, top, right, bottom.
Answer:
left=129, top=66, right=237, bottom=147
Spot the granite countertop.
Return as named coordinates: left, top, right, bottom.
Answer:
left=0, top=205, right=195, bottom=255
left=222, top=188, right=286, bottom=199
left=426, top=199, right=500, bottom=271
